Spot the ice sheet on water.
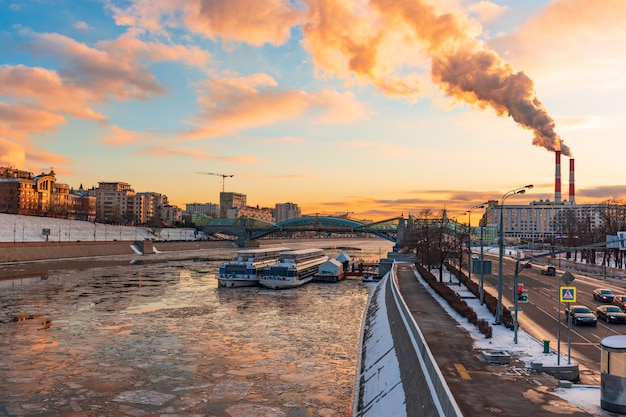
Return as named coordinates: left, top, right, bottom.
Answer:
left=113, top=390, right=175, bottom=406
left=208, top=380, right=254, bottom=402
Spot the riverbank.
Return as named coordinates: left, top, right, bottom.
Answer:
left=0, top=240, right=237, bottom=280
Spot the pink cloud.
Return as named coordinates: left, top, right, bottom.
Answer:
left=178, top=74, right=367, bottom=140
left=0, top=137, right=27, bottom=168
left=261, top=136, right=307, bottom=144
left=0, top=102, right=67, bottom=132
left=107, top=0, right=302, bottom=46
left=101, top=125, right=143, bottom=146
left=0, top=65, right=106, bottom=122
left=28, top=32, right=165, bottom=100
left=140, top=145, right=257, bottom=164
left=190, top=0, right=301, bottom=46
left=490, top=0, right=626, bottom=78
left=468, top=1, right=509, bottom=23
left=0, top=137, right=70, bottom=174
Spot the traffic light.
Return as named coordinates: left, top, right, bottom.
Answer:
left=517, top=284, right=528, bottom=303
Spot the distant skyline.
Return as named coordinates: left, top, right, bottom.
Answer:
left=2, top=0, right=626, bottom=221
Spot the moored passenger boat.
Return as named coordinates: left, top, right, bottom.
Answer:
left=217, top=246, right=291, bottom=288
left=260, top=248, right=329, bottom=289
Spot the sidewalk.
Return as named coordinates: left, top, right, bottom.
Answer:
left=394, top=263, right=595, bottom=417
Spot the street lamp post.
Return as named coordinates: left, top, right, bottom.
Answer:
left=479, top=222, right=485, bottom=305
left=465, top=204, right=485, bottom=283
left=496, top=184, right=533, bottom=325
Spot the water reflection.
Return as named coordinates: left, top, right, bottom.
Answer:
left=0, top=239, right=392, bottom=416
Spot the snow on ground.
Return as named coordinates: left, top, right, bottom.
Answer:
left=0, top=213, right=198, bottom=242
left=357, top=280, right=407, bottom=417
left=417, top=264, right=614, bottom=417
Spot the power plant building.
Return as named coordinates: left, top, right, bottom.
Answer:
left=481, top=151, right=608, bottom=244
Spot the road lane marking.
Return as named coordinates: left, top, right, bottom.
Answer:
left=454, top=363, right=471, bottom=380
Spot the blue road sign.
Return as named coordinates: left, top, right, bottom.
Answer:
left=560, top=286, right=576, bottom=303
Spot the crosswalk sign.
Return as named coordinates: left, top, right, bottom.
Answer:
left=560, top=286, right=576, bottom=303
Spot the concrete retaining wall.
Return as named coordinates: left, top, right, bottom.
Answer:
left=0, top=240, right=235, bottom=263
left=353, top=265, right=462, bottom=417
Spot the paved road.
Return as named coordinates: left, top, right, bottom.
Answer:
left=394, top=263, right=594, bottom=417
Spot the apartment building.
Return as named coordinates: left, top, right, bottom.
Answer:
left=95, top=182, right=136, bottom=223
left=274, top=202, right=301, bottom=223
left=219, top=192, right=246, bottom=218
left=186, top=202, right=219, bottom=218
left=481, top=200, right=608, bottom=243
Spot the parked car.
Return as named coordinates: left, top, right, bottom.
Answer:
left=593, top=288, right=615, bottom=303
left=540, top=266, right=556, bottom=276
left=596, top=305, right=626, bottom=324
left=613, top=294, right=626, bottom=311
left=565, top=305, right=597, bottom=326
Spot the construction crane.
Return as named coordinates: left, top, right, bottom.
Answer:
left=197, top=172, right=234, bottom=192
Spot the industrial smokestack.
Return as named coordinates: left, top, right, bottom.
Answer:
left=555, top=150, right=562, bottom=202
left=569, top=158, right=575, bottom=203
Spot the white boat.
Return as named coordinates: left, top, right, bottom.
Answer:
left=260, top=248, right=329, bottom=289
left=217, top=246, right=291, bottom=288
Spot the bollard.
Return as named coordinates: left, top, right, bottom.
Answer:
left=543, top=340, right=550, bottom=354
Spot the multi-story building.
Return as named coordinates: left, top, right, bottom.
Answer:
left=70, top=185, right=96, bottom=221
left=0, top=167, right=74, bottom=217
left=95, top=182, right=136, bottom=223
left=186, top=203, right=219, bottom=218
left=219, top=192, right=246, bottom=218
left=481, top=200, right=608, bottom=244
left=135, top=192, right=168, bottom=225
left=161, top=205, right=182, bottom=226
left=227, top=205, right=273, bottom=222
left=274, top=202, right=301, bottom=223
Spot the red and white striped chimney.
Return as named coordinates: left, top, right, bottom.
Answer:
left=569, top=158, right=575, bottom=203
left=555, top=150, right=562, bottom=202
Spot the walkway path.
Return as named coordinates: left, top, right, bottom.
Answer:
left=394, top=263, right=594, bottom=417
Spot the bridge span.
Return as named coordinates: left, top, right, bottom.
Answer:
left=198, top=215, right=408, bottom=247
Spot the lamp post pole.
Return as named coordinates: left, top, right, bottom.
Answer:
left=479, top=223, right=485, bottom=305
left=465, top=204, right=485, bottom=283
left=496, top=184, right=533, bottom=325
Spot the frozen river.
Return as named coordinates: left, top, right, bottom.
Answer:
left=0, top=239, right=393, bottom=416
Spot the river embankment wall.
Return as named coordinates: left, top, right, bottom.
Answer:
left=0, top=240, right=236, bottom=263
left=353, top=265, right=462, bottom=417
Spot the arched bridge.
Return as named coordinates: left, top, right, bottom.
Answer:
left=198, top=216, right=405, bottom=247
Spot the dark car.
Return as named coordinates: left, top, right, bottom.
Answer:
left=565, top=305, right=597, bottom=326
left=613, top=295, right=626, bottom=311
left=593, top=288, right=615, bottom=303
left=540, top=266, right=556, bottom=276
left=596, top=305, right=626, bottom=324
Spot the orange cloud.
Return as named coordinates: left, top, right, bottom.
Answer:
left=96, top=30, right=211, bottom=68
left=140, top=145, right=257, bottom=164
left=0, top=65, right=106, bottom=122
left=468, top=1, right=509, bottom=23
left=492, top=0, right=626, bottom=81
left=178, top=74, right=367, bottom=140
left=0, top=137, right=70, bottom=174
left=0, top=138, right=27, bottom=168
left=261, top=136, right=307, bottom=144
left=0, top=102, right=67, bottom=132
left=107, top=0, right=302, bottom=46
left=101, top=125, right=143, bottom=146
left=191, top=0, right=302, bottom=46
left=28, top=32, right=165, bottom=100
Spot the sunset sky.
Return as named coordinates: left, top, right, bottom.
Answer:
left=2, top=0, right=625, bottom=222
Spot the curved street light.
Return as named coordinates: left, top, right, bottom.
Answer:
left=495, top=184, right=533, bottom=325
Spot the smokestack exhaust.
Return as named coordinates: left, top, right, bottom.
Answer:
left=555, top=150, right=561, bottom=203
left=569, top=158, right=575, bottom=203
